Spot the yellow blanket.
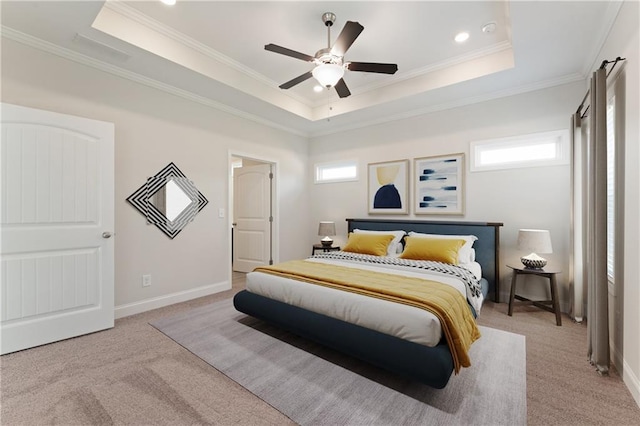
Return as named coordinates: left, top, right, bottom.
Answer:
left=254, top=260, right=481, bottom=373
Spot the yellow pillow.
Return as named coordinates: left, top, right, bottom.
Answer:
left=399, top=237, right=466, bottom=264
left=343, top=233, right=395, bottom=256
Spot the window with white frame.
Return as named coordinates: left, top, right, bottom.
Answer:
left=314, top=160, right=358, bottom=183
left=470, top=130, right=570, bottom=172
left=606, top=94, right=615, bottom=284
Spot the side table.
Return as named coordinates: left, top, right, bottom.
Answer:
left=507, top=264, right=562, bottom=326
left=312, top=244, right=341, bottom=256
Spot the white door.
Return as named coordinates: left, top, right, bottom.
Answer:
left=233, top=164, right=272, bottom=273
left=1, top=103, right=114, bottom=355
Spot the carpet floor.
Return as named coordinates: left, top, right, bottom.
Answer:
left=1, top=273, right=639, bottom=425
left=151, top=298, right=526, bottom=425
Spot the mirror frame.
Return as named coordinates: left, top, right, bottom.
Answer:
left=127, top=162, right=208, bottom=239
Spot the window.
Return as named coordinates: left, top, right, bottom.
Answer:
left=470, top=130, right=569, bottom=172
left=315, top=160, right=358, bottom=183
left=605, top=70, right=624, bottom=294
left=606, top=95, right=615, bottom=284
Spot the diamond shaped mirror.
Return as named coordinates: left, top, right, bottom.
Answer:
left=150, top=179, right=192, bottom=221
left=127, top=163, right=208, bottom=239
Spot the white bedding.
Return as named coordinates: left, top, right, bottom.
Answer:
left=245, top=257, right=483, bottom=347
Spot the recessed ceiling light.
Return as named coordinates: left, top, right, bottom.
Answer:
left=160, top=0, right=176, bottom=6
left=313, top=85, right=324, bottom=93
left=454, top=32, right=470, bottom=43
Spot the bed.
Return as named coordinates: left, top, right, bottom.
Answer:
left=233, top=218, right=503, bottom=389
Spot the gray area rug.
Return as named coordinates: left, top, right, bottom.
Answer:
left=151, top=298, right=526, bottom=425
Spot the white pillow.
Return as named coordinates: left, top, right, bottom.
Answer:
left=407, top=232, right=477, bottom=264
left=353, top=229, right=406, bottom=257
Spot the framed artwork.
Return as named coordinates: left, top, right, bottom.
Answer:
left=413, top=153, right=464, bottom=215
left=368, top=159, right=409, bottom=215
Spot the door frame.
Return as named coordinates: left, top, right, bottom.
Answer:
left=228, top=150, right=279, bottom=283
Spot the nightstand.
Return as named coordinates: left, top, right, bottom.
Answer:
left=312, top=244, right=341, bottom=256
left=507, top=264, right=562, bottom=326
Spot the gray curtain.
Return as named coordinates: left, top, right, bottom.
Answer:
left=584, top=68, right=610, bottom=375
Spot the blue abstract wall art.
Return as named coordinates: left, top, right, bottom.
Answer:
left=414, top=153, right=464, bottom=215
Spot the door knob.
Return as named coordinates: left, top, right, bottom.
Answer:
left=102, top=231, right=112, bottom=239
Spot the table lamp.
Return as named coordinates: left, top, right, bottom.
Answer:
left=517, top=229, right=552, bottom=269
left=318, top=221, right=336, bottom=247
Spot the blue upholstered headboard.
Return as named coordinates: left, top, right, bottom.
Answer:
left=346, top=218, right=503, bottom=302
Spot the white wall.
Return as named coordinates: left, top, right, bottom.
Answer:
left=309, top=82, right=584, bottom=305
left=593, top=0, right=640, bottom=407
left=1, top=38, right=311, bottom=316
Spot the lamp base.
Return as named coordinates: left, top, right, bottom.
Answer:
left=520, top=253, right=547, bottom=269
left=321, top=238, right=333, bottom=247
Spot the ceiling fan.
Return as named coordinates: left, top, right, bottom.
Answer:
left=265, top=12, right=398, bottom=98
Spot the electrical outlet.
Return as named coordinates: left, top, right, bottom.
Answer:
left=142, top=274, right=151, bottom=287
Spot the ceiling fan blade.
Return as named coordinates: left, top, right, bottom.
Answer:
left=265, top=44, right=314, bottom=62
left=347, top=62, right=398, bottom=74
left=279, top=71, right=313, bottom=89
left=330, top=21, right=364, bottom=57
left=334, top=78, right=351, bottom=98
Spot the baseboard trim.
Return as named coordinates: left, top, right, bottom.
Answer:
left=114, top=281, right=231, bottom=319
left=623, top=358, right=640, bottom=408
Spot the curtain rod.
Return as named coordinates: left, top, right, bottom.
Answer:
left=600, top=56, right=626, bottom=77
left=577, top=56, right=626, bottom=118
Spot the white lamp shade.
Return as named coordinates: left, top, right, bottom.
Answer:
left=312, top=64, right=344, bottom=87
left=517, top=229, right=553, bottom=254
left=318, top=221, right=336, bottom=237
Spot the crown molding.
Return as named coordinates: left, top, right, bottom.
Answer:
left=0, top=22, right=589, bottom=142
left=309, top=72, right=585, bottom=138
left=398, top=41, right=513, bottom=83
left=307, top=41, right=514, bottom=109
left=581, top=0, right=624, bottom=77
left=1, top=26, right=307, bottom=137
left=104, top=0, right=314, bottom=108
left=106, top=1, right=515, bottom=113
left=104, top=1, right=269, bottom=83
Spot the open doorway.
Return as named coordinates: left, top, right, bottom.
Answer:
left=230, top=156, right=275, bottom=273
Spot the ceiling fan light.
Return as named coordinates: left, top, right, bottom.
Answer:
left=312, top=63, right=345, bottom=88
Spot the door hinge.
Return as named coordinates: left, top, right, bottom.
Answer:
left=269, top=216, right=273, bottom=222
left=269, top=172, right=273, bottom=179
